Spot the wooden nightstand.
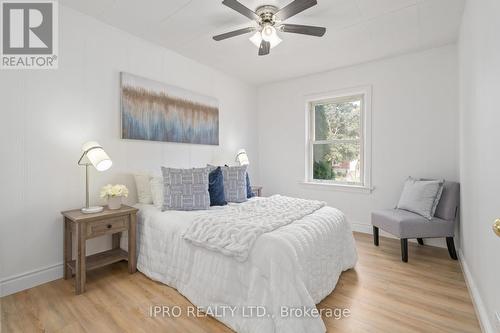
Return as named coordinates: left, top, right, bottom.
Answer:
left=61, top=205, right=138, bottom=294
left=251, top=186, right=263, bottom=197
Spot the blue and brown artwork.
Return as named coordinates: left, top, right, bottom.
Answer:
left=121, top=72, right=219, bottom=145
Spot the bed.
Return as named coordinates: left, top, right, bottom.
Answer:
left=133, top=196, right=357, bottom=333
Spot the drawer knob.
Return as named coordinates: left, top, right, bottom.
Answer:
left=107, top=224, right=112, bottom=229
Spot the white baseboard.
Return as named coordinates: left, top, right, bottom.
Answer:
left=0, top=263, right=63, bottom=297
left=458, top=250, right=495, bottom=333
left=351, top=222, right=372, bottom=234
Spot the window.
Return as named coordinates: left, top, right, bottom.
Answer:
left=306, top=88, right=371, bottom=190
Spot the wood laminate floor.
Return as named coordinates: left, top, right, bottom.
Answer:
left=1, top=233, right=481, bottom=333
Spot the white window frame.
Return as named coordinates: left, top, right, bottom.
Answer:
left=303, top=86, right=372, bottom=193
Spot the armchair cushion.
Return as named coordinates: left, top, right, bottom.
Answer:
left=371, top=209, right=455, bottom=239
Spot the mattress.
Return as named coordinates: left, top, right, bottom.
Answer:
left=133, top=198, right=357, bottom=333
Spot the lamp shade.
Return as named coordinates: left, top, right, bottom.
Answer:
left=236, top=149, right=249, bottom=166
left=81, top=141, right=112, bottom=171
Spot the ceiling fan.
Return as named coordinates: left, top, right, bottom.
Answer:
left=213, top=0, right=326, bottom=56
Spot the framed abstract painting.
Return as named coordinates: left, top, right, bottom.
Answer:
left=120, top=72, right=219, bottom=145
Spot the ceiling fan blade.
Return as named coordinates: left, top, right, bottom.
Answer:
left=275, top=0, right=317, bottom=21
left=258, top=40, right=270, bottom=56
left=222, top=0, right=260, bottom=21
left=280, top=24, right=326, bottom=37
left=213, top=27, right=255, bottom=41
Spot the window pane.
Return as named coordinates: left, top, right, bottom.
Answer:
left=313, top=143, right=361, bottom=184
left=314, top=99, right=361, bottom=140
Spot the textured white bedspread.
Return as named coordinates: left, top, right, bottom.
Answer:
left=183, top=195, right=326, bottom=261
left=135, top=198, right=357, bottom=333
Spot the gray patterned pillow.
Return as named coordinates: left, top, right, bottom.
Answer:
left=221, top=165, right=248, bottom=203
left=161, top=167, right=210, bottom=211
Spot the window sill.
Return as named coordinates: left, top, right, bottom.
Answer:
left=299, top=181, right=374, bottom=194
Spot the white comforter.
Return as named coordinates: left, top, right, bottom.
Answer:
left=135, top=198, right=357, bottom=333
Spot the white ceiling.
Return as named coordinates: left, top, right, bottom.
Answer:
left=60, top=0, right=465, bottom=84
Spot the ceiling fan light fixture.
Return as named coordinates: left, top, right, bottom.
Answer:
left=215, top=0, right=325, bottom=56
left=249, top=30, right=282, bottom=49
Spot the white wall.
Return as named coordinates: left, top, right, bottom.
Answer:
left=257, top=45, right=459, bottom=247
left=0, top=6, right=259, bottom=296
left=459, top=0, right=500, bottom=331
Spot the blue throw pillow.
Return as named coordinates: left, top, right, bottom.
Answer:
left=209, top=167, right=227, bottom=206
left=246, top=172, right=255, bottom=198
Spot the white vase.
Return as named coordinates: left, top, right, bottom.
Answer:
left=107, top=196, right=122, bottom=210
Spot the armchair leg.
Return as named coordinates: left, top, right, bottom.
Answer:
left=446, top=237, right=458, bottom=260
left=417, top=238, right=424, bottom=245
left=401, top=239, right=408, bottom=262
left=373, top=226, right=379, bottom=246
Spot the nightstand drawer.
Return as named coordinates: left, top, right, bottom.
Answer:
left=86, top=216, right=128, bottom=238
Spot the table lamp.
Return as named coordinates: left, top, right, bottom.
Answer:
left=235, top=149, right=249, bottom=166
left=77, top=141, right=112, bottom=214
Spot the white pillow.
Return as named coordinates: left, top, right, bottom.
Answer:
left=397, top=177, right=443, bottom=220
left=150, top=177, right=164, bottom=209
left=134, top=174, right=153, bottom=204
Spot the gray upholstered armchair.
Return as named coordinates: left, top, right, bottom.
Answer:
left=371, top=181, right=460, bottom=262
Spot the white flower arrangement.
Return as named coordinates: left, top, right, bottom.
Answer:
left=100, top=184, right=129, bottom=199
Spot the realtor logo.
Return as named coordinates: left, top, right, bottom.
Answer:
left=1, top=0, right=58, bottom=69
